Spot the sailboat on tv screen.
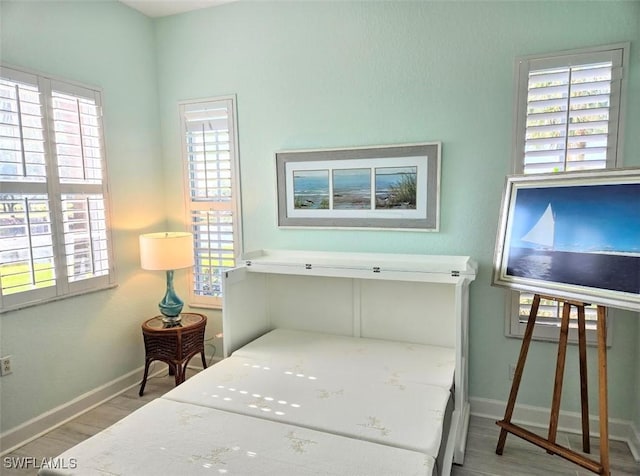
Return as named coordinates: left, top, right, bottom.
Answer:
left=521, top=203, right=555, bottom=250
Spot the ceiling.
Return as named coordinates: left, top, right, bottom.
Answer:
left=119, top=0, right=234, bottom=18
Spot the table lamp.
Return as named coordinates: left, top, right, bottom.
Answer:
left=139, top=232, right=194, bottom=324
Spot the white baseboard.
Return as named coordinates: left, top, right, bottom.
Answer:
left=0, top=366, right=152, bottom=456
left=470, top=397, right=640, bottom=462
left=0, top=354, right=221, bottom=457
left=630, top=421, right=640, bottom=461
left=186, top=355, right=221, bottom=371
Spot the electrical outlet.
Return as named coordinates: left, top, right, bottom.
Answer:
left=0, top=355, right=12, bottom=376
left=508, top=364, right=516, bottom=381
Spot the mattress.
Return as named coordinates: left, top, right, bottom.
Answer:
left=231, top=328, right=456, bottom=389
left=162, top=329, right=453, bottom=456
left=39, top=329, right=453, bottom=475
left=38, top=398, right=433, bottom=476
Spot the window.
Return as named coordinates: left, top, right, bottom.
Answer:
left=180, top=96, right=242, bottom=309
left=0, top=65, right=114, bottom=312
left=508, top=44, right=628, bottom=342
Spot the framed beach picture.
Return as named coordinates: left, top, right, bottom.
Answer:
left=275, top=142, right=441, bottom=230
left=492, top=168, right=640, bottom=311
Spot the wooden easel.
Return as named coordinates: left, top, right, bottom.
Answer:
left=495, top=293, right=610, bottom=475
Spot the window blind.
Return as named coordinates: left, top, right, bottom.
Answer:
left=519, top=49, right=623, bottom=175
left=52, top=90, right=104, bottom=184
left=0, top=73, right=46, bottom=183
left=0, top=65, right=114, bottom=311
left=0, top=194, right=55, bottom=296
left=61, top=193, right=110, bottom=283
left=181, top=97, right=241, bottom=307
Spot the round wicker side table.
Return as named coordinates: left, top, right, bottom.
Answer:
left=139, top=312, right=207, bottom=396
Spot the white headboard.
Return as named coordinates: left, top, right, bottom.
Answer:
left=222, top=249, right=476, bottom=353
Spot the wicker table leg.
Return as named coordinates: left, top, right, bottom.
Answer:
left=139, top=358, right=152, bottom=396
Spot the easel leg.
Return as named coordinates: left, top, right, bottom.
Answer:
left=548, top=301, right=571, bottom=450
left=496, top=296, right=609, bottom=475
left=597, top=307, right=610, bottom=476
left=496, top=294, right=540, bottom=455
left=577, top=304, right=590, bottom=453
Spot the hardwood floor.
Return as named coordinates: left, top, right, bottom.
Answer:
left=451, top=416, right=640, bottom=476
left=2, top=366, right=179, bottom=476
left=3, top=368, right=639, bottom=475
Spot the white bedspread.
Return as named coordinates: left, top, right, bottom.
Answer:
left=231, top=329, right=456, bottom=389
left=163, top=329, right=453, bottom=456
left=39, top=329, right=454, bottom=475
left=38, top=398, right=433, bottom=476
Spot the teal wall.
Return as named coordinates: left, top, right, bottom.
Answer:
left=0, top=1, right=180, bottom=434
left=155, top=0, right=640, bottom=422
left=1, top=0, right=639, bottom=440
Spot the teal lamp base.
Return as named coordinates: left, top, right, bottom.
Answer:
left=159, top=270, right=184, bottom=325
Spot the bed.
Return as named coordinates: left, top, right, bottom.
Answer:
left=39, top=250, right=476, bottom=476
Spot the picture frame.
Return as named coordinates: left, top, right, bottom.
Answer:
left=492, top=168, right=640, bottom=311
left=275, top=142, right=441, bottom=230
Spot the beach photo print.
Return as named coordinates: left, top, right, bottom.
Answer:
left=275, top=143, right=441, bottom=230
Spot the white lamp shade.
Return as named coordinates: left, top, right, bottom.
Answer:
left=139, top=232, right=194, bottom=271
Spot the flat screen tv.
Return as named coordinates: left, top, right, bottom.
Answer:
left=492, top=168, right=640, bottom=311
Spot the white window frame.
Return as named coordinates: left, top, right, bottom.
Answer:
left=0, top=64, right=115, bottom=313
left=507, top=43, right=629, bottom=344
left=179, top=95, right=242, bottom=309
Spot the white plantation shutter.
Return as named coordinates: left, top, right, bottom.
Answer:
left=61, top=194, right=110, bottom=283
left=50, top=82, right=111, bottom=290
left=180, top=97, right=242, bottom=308
left=0, top=194, right=56, bottom=299
left=0, top=70, right=47, bottom=183
left=52, top=88, right=104, bottom=184
left=0, top=69, right=56, bottom=303
left=0, top=65, right=114, bottom=312
left=509, top=45, right=627, bottom=342
left=515, top=47, right=624, bottom=175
